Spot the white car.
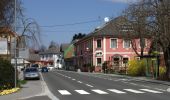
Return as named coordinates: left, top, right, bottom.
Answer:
left=47, top=66, right=54, bottom=71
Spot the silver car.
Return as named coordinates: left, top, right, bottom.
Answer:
left=24, top=67, right=40, bottom=80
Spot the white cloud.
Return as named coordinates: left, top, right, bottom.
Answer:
left=104, top=0, right=138, bottom=4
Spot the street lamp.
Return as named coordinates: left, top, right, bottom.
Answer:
left=86, top=47, right=89, bottom=64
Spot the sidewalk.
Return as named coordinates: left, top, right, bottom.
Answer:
left=0, top=80, right=44, bottom=100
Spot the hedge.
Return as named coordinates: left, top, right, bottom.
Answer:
left=0, top=58, right=15, bottom=90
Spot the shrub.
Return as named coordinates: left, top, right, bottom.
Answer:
left=159, top=66, right=166, bottom=79
left=102, top=61, right=108, bottom=73
left=0, top=58, right=15, bottom=90
left=127, top=59, right=146, bottom=76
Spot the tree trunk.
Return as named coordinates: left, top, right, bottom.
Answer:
left=163, top=48, right=170, bottom=79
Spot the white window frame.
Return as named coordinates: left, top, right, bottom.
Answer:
left=123, top=39, right=131, bottom=48
left=110, top=38, right=118, bottom=48
left=139, top=38, right=147, bottom=48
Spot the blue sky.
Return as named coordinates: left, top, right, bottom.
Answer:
left=22, top=0, right=133, bottom=47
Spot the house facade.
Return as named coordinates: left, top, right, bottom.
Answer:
left=74, top=17, right=151, bottom=72
left=39, top=47, right=64, bottom=69
left=0, top=28, right=16, bottom=59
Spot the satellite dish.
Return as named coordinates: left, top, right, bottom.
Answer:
left=104, top=17, right=109, bottom=23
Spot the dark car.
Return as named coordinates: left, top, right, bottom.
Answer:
left=41, top=67, right=48, bottom=72
left=24, top=67, right=40, bottom=80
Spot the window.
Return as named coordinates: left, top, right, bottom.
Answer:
left=123, top=58, right=129, bottom=64
left=113, top=58, right=119, bottom=65
left=124, top=39, right=131, bottom=48
left=88, top=40, right=92, bottom=49
left=97, top=58, right=102, bottom=66
left=139, top=38, right=146, bottom=48
left=135, top=57, right=140, bottom=60
left=111, top=39, right=117, bottom=48
left=97, top=39, right=101, bottom=48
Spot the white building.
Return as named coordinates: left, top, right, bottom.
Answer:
left=39, top=47, right=64, bottom=69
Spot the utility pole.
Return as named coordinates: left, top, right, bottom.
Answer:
left=14, top=0, right=17, bottom=88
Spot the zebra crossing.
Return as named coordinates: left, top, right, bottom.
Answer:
left=57, top=88, right=163, bottom=95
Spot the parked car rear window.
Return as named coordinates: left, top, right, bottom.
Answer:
left=25, top=68, right=38, bottom=72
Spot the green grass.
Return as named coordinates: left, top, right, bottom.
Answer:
left=18, top=80, right=27, bottom=85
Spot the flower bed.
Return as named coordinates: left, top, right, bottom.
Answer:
left=0, top=88, right=20, bottom=96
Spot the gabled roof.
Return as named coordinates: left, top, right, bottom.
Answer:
left=74, top=16, right=151, bottom=45
left=64, top=44, right=74, bottom=59
left=0, top=27, right=17, bottom=36
left=29, top=54, right=40, bottom=61
left=39, top=47, right=60, bottom=55
left=60, top=43, right=70, bottom=52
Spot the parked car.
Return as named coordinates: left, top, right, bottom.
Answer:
left=47, top=65, right=54, bottom=71
left=41, top=67, right=48, bottom=72
left=24, top=67, right=40, bottom=80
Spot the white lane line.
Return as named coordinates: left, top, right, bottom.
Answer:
left=72, top=79, right=76, bottom=81
left=124, top=89, right=145, bottom=93
left=86, top=84, right=94, bottom=87
left=141, top=85, right=150, bottom=88
left=58, top=90, right=72, bottom=95
left=107, top=89, right=126, bottom=94
left=75, top=90, right=90, bottom=94
left=140, top=89, right=163, bottom=93
left=155, top=88, right=166, bottom=92
left=77, top=81, right=83, bottom=83
left=129, top=83, right=137, bottom=85
left=92, top=89, right=108, bottom=94
left=68, top=77, right=71, bottom=79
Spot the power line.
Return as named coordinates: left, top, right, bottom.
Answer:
left=40, top=19, right=101, bottom=27
left=15, top=19, right=101, bottom=28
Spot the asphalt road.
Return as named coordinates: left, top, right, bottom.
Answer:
left=42, top=70, right=170, bottom=100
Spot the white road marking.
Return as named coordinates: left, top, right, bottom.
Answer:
left=141, top=85, right=150, bottom=88
left=92, top=89, right=108, bottom=94
left=58, top=90, right=71, bottom=95
left=167, top=88, right=170, bottom=92
left=107, top=89, right=126, bottom=94
left=124, top=89, right=145, bottom=93
left=77, top=81, right=82, bottom=83
left=86, top=84, right=94, bottom=87
left=72, top=79, right=76, bottom=81
left=68, top=77, right=71, bottom=79
left=75, top=90, right=90, bottom=94
left=129, top=83, right=137, bottom=85
left=154, top=88, right=166, bottom=92
left=140, top=89, right=163, bottom=93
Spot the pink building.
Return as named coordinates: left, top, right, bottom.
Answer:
left=74, top=17, right=151, bottom=72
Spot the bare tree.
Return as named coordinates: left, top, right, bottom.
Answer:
left=123, top=0, right=151, bottom=57
left=0, top=0, right=22, bottom=29
left=145, top=0, right=170, bottom=78
left=17, top=18, right=41, bottom=50
left=49, top=41, right=59, bottom=49
left=39, top=45, right=47, bottom=52
left=124, top=0, right=170, bottom=78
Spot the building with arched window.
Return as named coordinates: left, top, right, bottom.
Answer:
left=74, top=16, right=151, bottom=72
